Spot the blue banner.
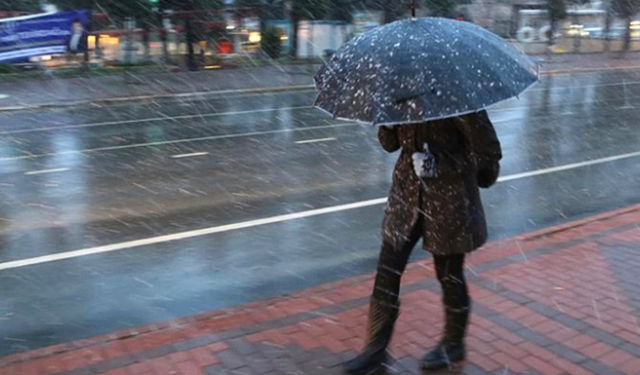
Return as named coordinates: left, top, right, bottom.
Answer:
left=0, top=11, right=88, bottom=63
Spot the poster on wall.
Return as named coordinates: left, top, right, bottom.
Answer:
left=0, top=10, right=88, bottom=63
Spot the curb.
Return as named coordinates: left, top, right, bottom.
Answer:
left=2, top=64, right=640, bottom=112
left=541, top=64, right=640, bottom=75
left=514, top=202, right=640, bottom=241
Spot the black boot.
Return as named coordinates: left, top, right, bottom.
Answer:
left=421, top=305, right=469, bottom=371
left=343, top=300, right=399, bottom=375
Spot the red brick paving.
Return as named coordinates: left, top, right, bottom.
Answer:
left=1, top=204, right=640, bottom=375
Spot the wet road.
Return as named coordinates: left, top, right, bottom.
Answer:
left=1, top=69, right=640, bottom=356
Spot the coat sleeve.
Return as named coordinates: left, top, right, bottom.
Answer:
left=459, top=111, right=503, bottom=188
left=377, top=126, right=400, bottom=153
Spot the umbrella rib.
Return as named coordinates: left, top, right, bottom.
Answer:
left=414, top=20, right=534, bottom=102
left=315, top=59, right=402, bottom=125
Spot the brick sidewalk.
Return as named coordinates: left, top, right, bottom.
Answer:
left=1, top=205, right=640, bottom=375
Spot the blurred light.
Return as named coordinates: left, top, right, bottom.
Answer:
left=226, top=25, right=235, bottom=30
left=205, top=65, right=222, bottom=70
left=581, top=31, right=589, bottom=36
left=248, top=32, right=261, bottom=43
left=149, top=43, right=160, bottom=48
left=88, top=35, right=96, bottom=49
left=280, top=35, right=289, bottom=41
left=99, top=35, right=119, bottom=45
left=631, top=21, right=640, bottom=25
left=40, top=55, right=52, bottom=61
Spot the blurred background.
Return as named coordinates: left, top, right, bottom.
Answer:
left=1, top=0, right=639, bottom=73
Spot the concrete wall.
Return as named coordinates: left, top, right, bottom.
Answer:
left=297, top=21, right=352, bottom=58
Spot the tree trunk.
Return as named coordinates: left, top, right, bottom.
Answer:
left=572, top=13, right=580, bottom=52
left=546, top=18, right=556, bottom=61
left=143, top=26, right=151, bottom=63
left=290, top=14, right=299, bottom=59
left=186, top=16, right=197, bottom=70
left=159, top=11, right=171, bottom=64
left=161, top=29, right=170, bottom=64
left=259, top=4, right=269, bottom=58
left=259, top=3, right=267, bottom=36
left=383, top=3, right=395, bottom=24
left=125, top=17, right=134, bottom=65
left=623, top=15, right=632, bottom=53
left=84, top=6, right=93, bottom=70
left=604, top=7, right=612, bottom=52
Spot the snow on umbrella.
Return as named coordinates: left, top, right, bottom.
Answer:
left=314, top=17, right=539, bottom=126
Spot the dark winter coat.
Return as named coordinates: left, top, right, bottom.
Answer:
left=379, top=110, right=502, bottom=255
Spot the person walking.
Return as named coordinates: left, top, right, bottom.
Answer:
left=343, top=110, right=502, bottom=374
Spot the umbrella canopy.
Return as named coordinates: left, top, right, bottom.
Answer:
left=314, top=17, right=539, bottom=126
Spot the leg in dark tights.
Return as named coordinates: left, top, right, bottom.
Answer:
left=343, top=223, right=423, bottom=375
left=372, top=229, right=423, bottom=307
left=422, top=254, right=470, bottom=371
left=433, top=254, right=469, bottom=312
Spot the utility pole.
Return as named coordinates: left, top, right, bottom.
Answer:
left=125, top=16, right=135, bottom=65
left=604, top=0, right=612, bottom=52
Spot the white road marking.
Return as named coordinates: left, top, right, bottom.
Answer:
left=2, top=149, right=640, bottom=271
left=0, top=94, right=9, bottom=100
left=488, top=97, right=636, bottom=115
left=0, top=65, right=637, bottom=114
left=295, top=137, right=337, bottom=144
left=0, top=106, right=312, bottom=135
left=3, top=101, right=640, bottom=163
left=0, top=198, right=386, bottom=271
left=526, top=79, right=640, bottom=93
left=3, top=77, right=640, bottom=136
left=0, top=123, right=356, bottom=162
left=24, top=168, right=71, bottom=175
left=544, top=65, right=640, bottom=75
left=498, top=150, right=640, bottom=182
left=171, top=152, right=209, bottom=159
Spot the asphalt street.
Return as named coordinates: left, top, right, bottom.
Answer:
left=1, top=69, right=640, bottom=356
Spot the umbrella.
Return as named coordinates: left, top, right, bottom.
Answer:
left=314, top=17, right=539, bottom=126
